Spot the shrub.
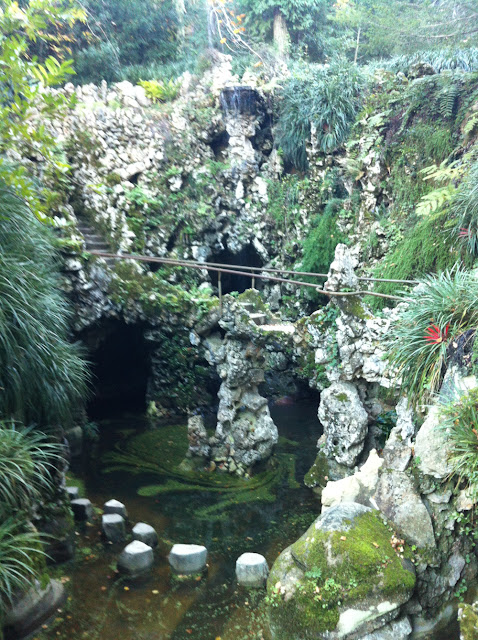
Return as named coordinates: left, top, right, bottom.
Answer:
left=74, top=42, right=121, bottom=85
left=0, top=519, right=47, bottom=614
left=0, top=185, right=88, bottom=425
left=138, top=78, right=181, bottom=103
left=386, top=269, right=478, bottom=405
left=0, top=424, right=62, bottom=517
left=275, top=59, right=367, bottom=170
left=0, top=424, right=63, bottom=617
left=439, top=387, right=478, bottom=499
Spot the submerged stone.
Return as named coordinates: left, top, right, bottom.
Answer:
left=102, top=514, right=126, bottom=543
left=132, top=522, right=158, bottom=548
left=236, top=552, right=269, bottom=587
left=104, top=499, right=128, bottom=518
left=168, top=544, right=207, bottom=575
left=267, top=503, right=415, bottom=640
left=71, top=498, right=93, bottom=521
left=117, top=540, right=154, bottom=578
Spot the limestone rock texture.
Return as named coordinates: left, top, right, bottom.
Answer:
left=318, top=381, right=368, bottom=467
left=267, top=503, right=415, bottom=640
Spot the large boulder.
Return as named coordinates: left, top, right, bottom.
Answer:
left=318, top=382, right=368, bottom=467
left=414, top=406, right=452, bottom=480
left=374, top=469, right=435, bottom=549
left=267, top=503, right=415, bottom=640
left=3, top=580, right=66, bottom=640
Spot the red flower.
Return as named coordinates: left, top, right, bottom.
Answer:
left=425, top=324, right=450, bottom=344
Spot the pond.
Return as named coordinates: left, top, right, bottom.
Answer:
left=38, top=399, right=322, bottom=640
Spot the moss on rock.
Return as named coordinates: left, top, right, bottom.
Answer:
left=459, top=603, right=478, bottom=640
left=304, top=450, right=329, bottom=492
left=267, top=505, right=416, bottom=639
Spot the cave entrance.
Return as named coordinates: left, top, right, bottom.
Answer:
left=210, top=243, right=263, bottom=294
left=82, top=321, right=150, bottom=419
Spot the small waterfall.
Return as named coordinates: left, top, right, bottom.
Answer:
left=220, top=85, right=263, bottom=117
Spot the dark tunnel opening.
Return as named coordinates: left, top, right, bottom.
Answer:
left=82, top=321, right=150, bottom=419
left=209, top=243, right=263, bottom=294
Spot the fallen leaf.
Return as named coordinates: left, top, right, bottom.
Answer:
left=340, top=536, right=347, bottom=541
left=372, top=542, right=379, bottom=548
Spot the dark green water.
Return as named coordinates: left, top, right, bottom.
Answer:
left=38, top=400, right=322, bottom=640
left=35, top=399, right=463, bottom=640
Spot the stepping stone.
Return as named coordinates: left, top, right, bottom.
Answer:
left=71, top=498, right=93, bottom=521
left=103, top=499, right=127, bottom=518
left=168, top=544, right=207, bottom=575
left=117, top=540, right=154, bottom=578
left=66, top=486, right=79, bottom=501
left=102, top=514, right=126, bottom=543
left=132, top=522, right=158, bottom=548
left=236, top=553, right=269, bottom=587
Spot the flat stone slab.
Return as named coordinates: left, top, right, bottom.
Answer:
left=66, top=486, right=79, bottom=501
left=117, top=540, right=154, bottom=578
left=104, top=499, right=127, bottom=518
left=236, top=552, right=269, bottom=587
left=169, top=544, right=207, bottom=575
left=132, top=522, right=158, bottom=548
left=102, top=514, right=126, bottom=543
left=71, top=498, right=93, bottom=521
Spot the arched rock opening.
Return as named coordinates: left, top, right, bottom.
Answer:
left=210, top=243, right=263, bottom=294
left=81, top=320, right=151, bottom=418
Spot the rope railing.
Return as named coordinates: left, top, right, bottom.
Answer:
left=90, top=250, right=412, bottom=306
left=98, top=252, right=419, bottom=285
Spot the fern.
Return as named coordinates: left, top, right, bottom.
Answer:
left=437, top=83, right=459, bottom=119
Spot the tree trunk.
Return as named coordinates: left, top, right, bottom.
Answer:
left=174, top=0, right=186, bottom=47
left=273, top=8, right=290, bottom=57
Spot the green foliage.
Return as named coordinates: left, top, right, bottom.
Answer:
left=0, top=185, right=88, bottom=425
left=386, top=269, right=478, bottom=404
left=0, top=519, right=47, bottom=615
left=0, top=424, right=62, bottom=518
left=440, top=388, right=478, bottom=500
left=0, top=424, right=63, bottom=618
left=74, top=41, right=121, bottom=84
left=416, top=161, right=463, bottom=217
left=0, top=0, right=83, bottom=215
left=450, top=160, right=478, bottom=254
left=138, top=79, right=181, bottom=103
left=237, top=0, right=330, bottom=58
left=275, top=59, right=366, bottom=170
left=74, top=0, right=179, bottom=83
left=369, top=209, right=473, bottom=306
left=382, top=48, right=478, bottom=75
left=301, top=199, right=348, bottom=279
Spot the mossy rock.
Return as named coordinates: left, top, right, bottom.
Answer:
left=267, top=503, right=415, bottom=640
left=459, top=603, right=478, bottom=640
left=304, top=450, right=329, bottom=495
